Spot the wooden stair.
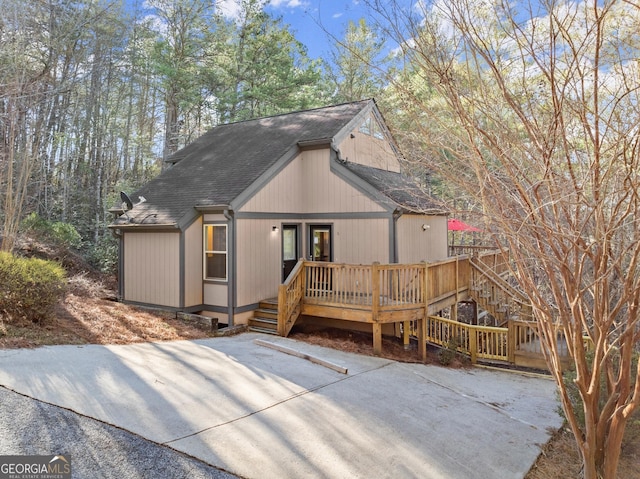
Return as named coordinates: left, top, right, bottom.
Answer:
left=468, top=258, right=532, bottom=326
left=248, top=299, right=279, bottom=335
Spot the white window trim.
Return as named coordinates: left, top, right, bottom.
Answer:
left=203, top=224, right=228, bottom=282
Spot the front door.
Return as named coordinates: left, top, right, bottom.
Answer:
left=282, top=224, right=299, bottom=281
left=310, top=225, right=332, bottom=262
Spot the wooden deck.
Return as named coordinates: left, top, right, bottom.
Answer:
left=276, top=252, right=573, bottom=371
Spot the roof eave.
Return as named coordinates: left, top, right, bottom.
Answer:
left=194, top=204, right=232, bottom=213
left=397, top=207, right=449, bottom=216
left=297, top=138, right=332, bottom=150
left=107, top=223, right=180, bottom=231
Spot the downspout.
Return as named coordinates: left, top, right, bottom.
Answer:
left=392, top=209, right=402, bottom=263
left=224, top=209, right=235, bottom=326
left=330, top=141, right=344, bottom=163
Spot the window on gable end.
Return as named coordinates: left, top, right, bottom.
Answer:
left=372, top=119, right=384, bottom=140
left=358, top=116, right=371, bottom=135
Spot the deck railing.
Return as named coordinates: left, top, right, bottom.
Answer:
left=422, top=316, right=511, bottom=363
left=274, top=252, right=569, bottom=368
left=304, top=261, right=426, bottom=313
left=511, top=320, right=571, bottom=357
left=425, top=256, right=468, bottom=305
left=278, top=254, right=505, bottom=330
left=305, top=262, right=373, bottom=309
left=422, top=315, right=575, bottom=365
left=449, top=244, right=500, bottom=257
left=378, top=263, right=425, bottom=310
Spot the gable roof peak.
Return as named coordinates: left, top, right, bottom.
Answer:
left=222, top=99, right=375, bottom=128
left=112, top=99, right=378, bottom=228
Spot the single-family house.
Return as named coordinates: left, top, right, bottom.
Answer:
left=109, top=99, right=447, bottom=327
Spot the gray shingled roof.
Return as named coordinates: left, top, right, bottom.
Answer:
left=110, top=100, right=442, bottom=228
left=111, top=101, right=371, bottom=227
left=341, top=161, right=444, bottom=214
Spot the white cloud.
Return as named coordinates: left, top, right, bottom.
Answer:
left=216, top=0, right=307, bottom=23
left=217, top=0, right=245, bottom=20
left=269, top=0, right=306, bottom=8
left=332, top=12, right=343, bottom=19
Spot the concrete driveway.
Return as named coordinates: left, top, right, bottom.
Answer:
left=0, top=333, right=562, bottom=479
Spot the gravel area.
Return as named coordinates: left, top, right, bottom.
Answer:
left=0, top=386, right=239, bottom=479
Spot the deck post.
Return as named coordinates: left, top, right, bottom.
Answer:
left=452, top=256, right=459, bottom=322
left=420, top=261, right=429, bottom=361
left=469, top=326, right=478, bottom=364
left=403, top=321, right=410, bottom=350
left=507, top=320, right=516, bottom=363
left=373, top=323, right=382, bottom=356
left=277, top=284, right=286, bottom=336
left=372, top=262, right=381, bottom=355
left=418, top=318, right=427, bottom=362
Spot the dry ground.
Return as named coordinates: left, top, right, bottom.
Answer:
left=0, top=273, right=211, bottom=348
left=1, top=267, right=638, bottom=478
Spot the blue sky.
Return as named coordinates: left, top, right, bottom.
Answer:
left=141, top=0, right=382, bottom=61
left=264, top=0, right=376, bottom=60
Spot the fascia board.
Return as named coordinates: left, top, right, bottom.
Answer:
left=107, top=224, right=180, bottom=232
left=370, top=105, right=404, bottom=160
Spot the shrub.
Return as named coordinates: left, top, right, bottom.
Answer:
left=85, top=233, right=118, bottom=274
left=21, top=213, right=82, bottom=249
left=0, top=252, right=66, bottom=323
left=438, top=336, right=462, bottom=365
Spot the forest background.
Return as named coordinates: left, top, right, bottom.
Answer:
left=3, top=1, right=640, bottom=477
left=0, top=0, right=392, bottom=264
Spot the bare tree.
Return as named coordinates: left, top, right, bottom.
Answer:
left=0, top=0, right=53, bottom=251
left=372, top=0, right=640, bottom=477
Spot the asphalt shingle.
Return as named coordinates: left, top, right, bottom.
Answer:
left=112, top=101, right=370, bottom=227
left=111, top=100, right=443, bottom=228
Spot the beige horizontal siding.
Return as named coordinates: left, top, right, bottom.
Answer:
left=203, top=283, right=227, bottom=306
left=332, top=218, right=390, bottom=264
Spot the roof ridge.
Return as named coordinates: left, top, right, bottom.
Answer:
left=218, top=99, right=373, bottom=127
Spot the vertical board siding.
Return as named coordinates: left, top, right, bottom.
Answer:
left=184, top=217, right=203, bottom=307
left=333, top=218, right=389, bottom=264
left=236, top=219, right=283, bottom=306
left=397, top=215, right=448, bottom=263
left=337, top=129, right=401, bottom=172
left=124, top=232, right=180, bottom=307
left=241, top=149, right=386, bottom=213
left=203, top=283, right=228, bottom=306
left=235, top=217, right=390, bottom=307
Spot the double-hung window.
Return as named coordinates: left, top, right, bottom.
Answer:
left=204, top=224, right=227, bottom=281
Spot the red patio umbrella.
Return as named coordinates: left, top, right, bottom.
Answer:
left=447, top=218, right=481, bottom=232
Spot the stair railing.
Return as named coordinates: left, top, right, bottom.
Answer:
left=469, top=257, right=533, bottom=324
left=277, top=259, right=306, bottom=336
